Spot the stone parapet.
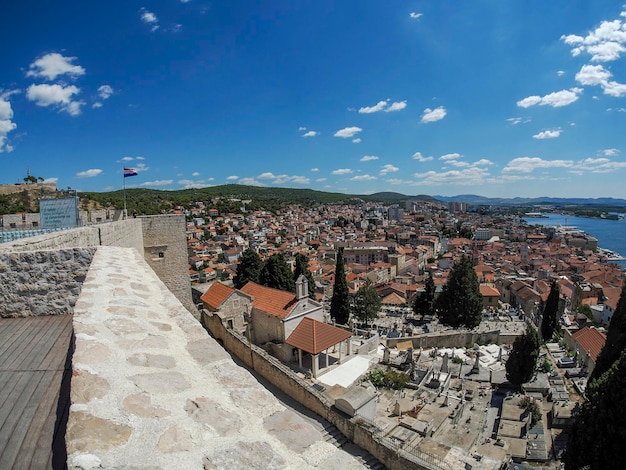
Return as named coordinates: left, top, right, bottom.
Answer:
left=0, top=247, right=96, bottom=318
left=67, top=246, right=365, bottom=469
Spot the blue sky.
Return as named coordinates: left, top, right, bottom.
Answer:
left=1, top=1, right=626, bottom=198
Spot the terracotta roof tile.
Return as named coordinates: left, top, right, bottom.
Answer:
left=241, top=281, right=297, bottom=319
left=286, top=317, right=352, bottom=354
left=200, top=282, right=235, bottom=310
left=572, top=326, right=606, bottom=362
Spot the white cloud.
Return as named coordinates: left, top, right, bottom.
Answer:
left=517, top=88, right=583, bottom=108
left=43, top=177, right=58, bottom=184
left=298, top=126, right=306, bottom=131
left=0, top=91, right=17, bottom=153
left=302, top=130, right=318, bottom=137
left=316, top=177, right=327, bottom=182
left=557, top=70, right=566, bottom=76
left=310, top=168, right=319, bottom=172
left=413, top=167, right=491, bottom=186
left=352, top=138, right=361, bottom=143
left=577, top=157, right=626, bottom=173
left=360, top=155, right=379, bottom=161
left=26, top=53, right=85, bottom=80
left=385, top=178, right=408, bottom=185
left=602, top=148, right=619, bottom=156
left=332, top=168, right=353, bottom=175
left=98, top=85, right=113, bottom=100
left=238, top=177, right=263, bottom=186
left=412, top=152, right=433, bottom=162
left=192, top=171, right=200, bottom=176
left=334, top=126, right=362, bottom=138
left=439, top=152, right=461, bottom=161
left=533, top=129, right=562, bottom=139
left=256, top=172, right=310, bottom=185
left=409, top=12, right=423, bottom=19
left=359, top=100, right=387, bottom=114
left=358, top=99, right=407, bottom=114
left=76, top=168, right=103, bottom=178
left=141, top=180, right=173, bottom=187
left=351, top=174, right=376, bottom=181
left=26, top=84, right=84, bottom=116
left=507, top=117, right=530, bottom=125
left=421, top=106, right=446, bottom=123
left=473, top=159, right=494, bottom=166
left=92, top=102, right=103, bottom=109
left=386, top=100, right=407, bottom=112
left=226, top=175, right=239, bottom=180
left=380, top=164, right=399, bottom=175
left=502, top=157, right=574, bottom=173
left=574, top=64, right=626, bottom=97
left=178, top=179, right=210, bottom=189
left=140, top=8, right=159, bottom=31
left=561, top=17, right=626, bottom=62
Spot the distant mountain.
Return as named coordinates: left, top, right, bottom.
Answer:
left=433, top=194, right=626, bottom=207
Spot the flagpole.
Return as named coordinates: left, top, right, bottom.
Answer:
left=123, top=171, right=127, bottom=220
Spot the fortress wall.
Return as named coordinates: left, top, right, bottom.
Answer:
left=385, top=330, right=504, bottom=349
left=141, top=214, right=196, bottom=316
left=0, top=182, right=57, bottom=195
left=67, top=245, right=368, bottom=469
left=0, top=218, right=143, bottom=254
left=0, top=247, right=96, bottom=318
left=202, top=311, right=428, bottom=470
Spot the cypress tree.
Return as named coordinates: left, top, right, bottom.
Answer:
left=330, top=247, right=350, bottom=325
left=234, top=248, right=263, bottom=289
left=564, top=349, right=626, bottom=469
left=541, top=280, right=560, bottom=341
left=352, top=280, right=381, bottom=327
left=413, top=272, right=436, bottom=319
left=436, top=256, right=483, bottom=328
left=259, top=253, right=295, bottom=292
left=506, top=326, right=540, bottom=388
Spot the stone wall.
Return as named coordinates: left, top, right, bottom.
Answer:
left=203, top=311, right=430, bottom=470
left=68, top=246, right=371, bottom=469
left=385, top=330, right=505, bottom=349
left=141, top=215, right=196, bottom=317
left=0, top=218, right=143, bottom=254
left=0, top=248, right=96, bottom=318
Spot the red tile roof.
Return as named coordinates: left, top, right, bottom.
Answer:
left=240, top=281, right=297, bottom=319
left=480, top=285, right=500, bottom=297
left=572, top=326, right=606, bottom=362
left=286, top=317, right=352, bottom=354
left=200, top=282, right=235, bottom=310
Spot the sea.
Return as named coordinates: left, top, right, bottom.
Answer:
left=523, top=213, right=626, bottom=269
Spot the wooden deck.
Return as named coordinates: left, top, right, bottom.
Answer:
left=0, top=314, right=73, bottom=470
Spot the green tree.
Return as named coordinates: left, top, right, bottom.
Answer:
left=352, top=280, right=381, bottom=327
left=233, top=248, right=263, bottom=289
left=564, top=349, right=626, bottom=469
left=293, top=253, right=315, bottom=298
left=259, top=253, right=295, bottom=292
left=436, top=256, right=482, bottom=328
left=589, top=285, right=626, bottom=383
left=541, top=280, right=560, bottom=341
left=413, top=272, right=436, bottom=319
left=506, top=326, right=540, bottom=388
left=330, top=247, right=350, bottom=325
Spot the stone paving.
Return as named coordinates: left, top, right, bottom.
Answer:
left=67, top=246, right=367, bottom=469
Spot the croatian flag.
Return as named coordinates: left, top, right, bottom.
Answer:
left=124, top=167, right=138, bottom=178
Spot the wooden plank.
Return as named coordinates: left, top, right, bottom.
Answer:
left=33, top=367, right=71, bottom=470
left=0, top=317, right=37, bottom=363
left=0, top=370, right=57, bottom=469
left=0, top=371, right=23, bottom=411
left=1, top=317, right=52, bottom=371
left=0, top=371, right=34, bottom=430
left=7, top=316, right=59, bottom=371
left=17, top=315, right=69, bottom=371
left=38, top=316, right=73, bottom=371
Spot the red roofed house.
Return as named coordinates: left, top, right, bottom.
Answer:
left=200, top=282, right=252, bottom=334
left=568, top=326, right=607, bottom=376
left=480, top=285, right=500, bottom=309
left=241, top=275, right=327, bottom=363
